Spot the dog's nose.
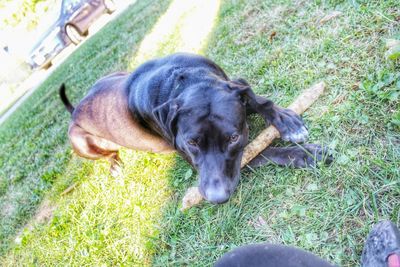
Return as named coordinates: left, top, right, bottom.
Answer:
left=205, top=187, right=230, bottom=204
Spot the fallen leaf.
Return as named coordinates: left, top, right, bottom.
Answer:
left=319, top=11, right=342, bottom=24
left=332, top=93, right=347, bottom=105
left=269, top=31, right=277, bottom=42
left=249, top=215, right=268, bottom=229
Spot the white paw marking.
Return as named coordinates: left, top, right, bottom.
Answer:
left=285, top=126, right=309, bottom=143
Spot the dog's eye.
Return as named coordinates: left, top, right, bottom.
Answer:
left=188, top=139, right=198, bottom=146
left=229, top=134, right=239, bottom=143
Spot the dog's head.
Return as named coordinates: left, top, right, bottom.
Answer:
left=153, top=79, right=255, bottom=204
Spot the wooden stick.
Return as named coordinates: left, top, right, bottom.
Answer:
left=181, top=82, right=326, bottom=211
left=241, top=81, right=326, bottom=167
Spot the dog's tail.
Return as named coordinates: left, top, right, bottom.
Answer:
left=59, top=84, right=75, bottom=114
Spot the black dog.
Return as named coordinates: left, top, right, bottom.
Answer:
left=60, top=53, right=329, bottom=204
left=214, top=243, right=334, bottom=267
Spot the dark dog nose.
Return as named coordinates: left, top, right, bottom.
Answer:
left=204, top=187, right=230, bottom=204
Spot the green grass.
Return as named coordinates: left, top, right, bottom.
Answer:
left=1, top=0, right=399, bottom=266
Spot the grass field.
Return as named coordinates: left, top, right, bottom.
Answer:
left=0, top=0, right=399, bottom=266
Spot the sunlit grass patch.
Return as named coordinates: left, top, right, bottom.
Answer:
left=3, top=152, right=175, bottom=266
left=129, top=0, right=220, bottom=67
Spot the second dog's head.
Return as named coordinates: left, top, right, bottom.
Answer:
left=153, top=78, right=256, bottom=204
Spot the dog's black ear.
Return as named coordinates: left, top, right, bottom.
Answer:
left=152, top=99, right=181, bottom=146
left=228, top=79, right=273, bottom=113
left=230, top=78, right=251, bottom=87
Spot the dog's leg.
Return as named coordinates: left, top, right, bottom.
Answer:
left=249, top=94, right=308, bottom=143
left=68, top=123, right=123, bottom=176
left=231, top=79, right=308, bottom=143
left=109, top=152, right=123, bottom=177
left=247, top=144, right=333, bottom=168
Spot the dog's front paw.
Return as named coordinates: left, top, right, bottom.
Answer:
left=110, top=161, right=123, bottom=178
left=272, top=107, right=308, bottom=143
left=294, top=144, right=333, bottom=168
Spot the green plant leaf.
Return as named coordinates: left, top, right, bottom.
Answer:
left=184, top=168, right=193, bottom=180
left=386, top=45, right=400, bottom=60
